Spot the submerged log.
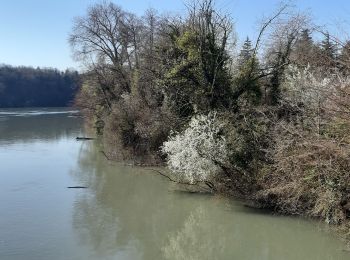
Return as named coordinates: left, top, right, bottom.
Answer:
left=76, top=137, right=94, bottom=141
left=67, top=186, right=88, bottom=189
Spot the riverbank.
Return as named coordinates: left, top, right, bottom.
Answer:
left=94, top=115, right=350, bottom=248
left=72, top=0, right=350, bottom=248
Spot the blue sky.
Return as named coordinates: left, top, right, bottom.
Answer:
left=1, top=0, right=350, bottom=71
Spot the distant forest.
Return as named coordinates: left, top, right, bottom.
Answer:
left=0, top=65, right=80, bottom=108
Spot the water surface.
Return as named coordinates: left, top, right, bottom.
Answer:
left=0, top=108, right=349, bottom=260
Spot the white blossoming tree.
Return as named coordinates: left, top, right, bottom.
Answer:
left=282, top=65, right=331, bottom=110
left=161, top=112, right=228, bottom=184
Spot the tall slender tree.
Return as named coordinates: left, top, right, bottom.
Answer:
left=238, top=37, right=253, bottom=67
left=319, top=32, right=338, bottom=70
left=292, top=28, right=315, bottom=67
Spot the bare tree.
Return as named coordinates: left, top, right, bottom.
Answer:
left=69, top=2, right=144, bottom=107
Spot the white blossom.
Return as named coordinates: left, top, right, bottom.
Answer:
left=161, top=112, right=228, bottom=183
left=282, top=65, right=330, bottom=109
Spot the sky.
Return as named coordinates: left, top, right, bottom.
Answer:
left=1, top=0, right=350, bottom=71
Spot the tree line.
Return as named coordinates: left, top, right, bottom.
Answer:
left=71, top=0, right=350, bottom=238
left=0, top=65, right=80, bottom=108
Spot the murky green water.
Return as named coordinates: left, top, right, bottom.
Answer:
left=0, top=108, right=349, bottom=260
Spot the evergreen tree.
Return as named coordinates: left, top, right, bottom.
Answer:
left=233, top=36, right=261, bottom=105
left=321, top=33, right=337, bottom=59
left=300, top=29, right=313, bottom=43
left=238, top=37, right=253, bottom=67
left=320, top=32, right=338, bottom=69
left=292, top=29, right=314, bottom=67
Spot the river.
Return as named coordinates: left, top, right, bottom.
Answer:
left=0, top=108, right=348, bottom=260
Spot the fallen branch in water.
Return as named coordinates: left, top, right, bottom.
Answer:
left=146, top=168, right=214, bottom=193
left=100, top=150, right=111, bottom=160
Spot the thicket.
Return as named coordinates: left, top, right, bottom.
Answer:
left=0, top=65, right=79, bottom=108
left=71, top=0, right=350, bottom=239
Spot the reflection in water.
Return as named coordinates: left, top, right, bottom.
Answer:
left=71, top=143, right=189, bottom=259
left=162, top=206, right=227, bottom=260
left=162, top=204, right=345, bottom=260
left=72, top=142, right=349, bottom=260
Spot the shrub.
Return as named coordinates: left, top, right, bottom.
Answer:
left=161, top=112, right=228, bottom=184
left=256, top=66, right=350, bottom=224
left=103, top=92, right=174, bottom=164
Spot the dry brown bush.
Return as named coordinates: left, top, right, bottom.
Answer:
left=102, top=93, right=178, bottom=165
left=256, top=69, right=350, bottom=226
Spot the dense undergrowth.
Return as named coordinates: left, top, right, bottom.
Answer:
left=71, top=0, right=350, bottom=242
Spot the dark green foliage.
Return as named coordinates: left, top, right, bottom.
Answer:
left=160, top=1, right=234, bottom=117
left=319, top=32, right=338, bottom=70
left=269, top=61, right=282, bottom=105
left=238, top=37, right=253, bottom=67
left=320, top=33, right=337, bottom=61
left=292, top=29, right=315, bottom=67
left=299, top=29, right=313, bottom=44
left=0, top=65, right=79, bottom=108
left=230, top=37, right=263, bottom=107
left=159, top=30, right=198, bottom=117
left=226, top=108, right=270, bottom=172
left=296, top=29, right=313, bottom=52
left=161, top=28, right=232, bottom=116
left=233, top=57, right=262, bottom=106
